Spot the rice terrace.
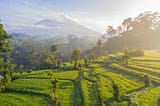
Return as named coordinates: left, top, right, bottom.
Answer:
left=1, top=0, right=160, bottom=106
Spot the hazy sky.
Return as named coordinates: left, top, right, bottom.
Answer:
left=0, top=0, right=160, bottom=33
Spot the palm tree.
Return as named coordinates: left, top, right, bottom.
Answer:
left=97, top=39, right=103, bottom=57
left=106, top=26, right=116, bottom=38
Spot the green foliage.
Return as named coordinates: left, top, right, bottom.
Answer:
left=0, top=23, right=11, bottom=54
left=0, top=23, right=12, bottom=75
left=5, top=73, right=11, bottom=84
left=71, top=49, right=80, bottom=68
left=27, top=69, right=32, bottom=73
left=0, top=78, right=5, bottom=92
left=0, top=23, right=12, bottom=91
left=44, top=53, right=55, bottom=69
left=50, top=45, right=57, bottom=53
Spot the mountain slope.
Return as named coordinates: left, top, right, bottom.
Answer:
left=104, top=11, right=160, bottom=50
left=4, top=16, right=101, bottom=37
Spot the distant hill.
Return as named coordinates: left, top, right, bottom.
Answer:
left=5, top=15, right=101, bottom=37
left=105, top=11, right=160, bottom=50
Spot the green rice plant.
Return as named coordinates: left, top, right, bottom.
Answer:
left=81, top=79, right=97, bottom=106
left=133, top=86, right=160, bottom=106
left=56, top=80, right=74, bottom=106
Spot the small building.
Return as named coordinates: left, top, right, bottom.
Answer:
left=0, top=76, right=4, bottom=80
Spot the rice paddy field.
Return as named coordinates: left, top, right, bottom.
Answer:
left=1, top=50, right=160, bottom=106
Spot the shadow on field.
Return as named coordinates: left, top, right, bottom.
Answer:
left=105, top=97, right=115, bottom=106
left=126, top=65, right=160, bottom=78
left=126, top=86, right=145, bottom=94
left=100, top=65, right=143, bottom=83
left=59, top=81, right=73, bottom=89
left=157, top=97, right=160, bottom=106
left=13, top=72, right=47, bottom=80
left=4, top=87, right=54, bottom=106
left=133, top=59, right=160, bottom=62
left=20, top=77, right=49, bottom=79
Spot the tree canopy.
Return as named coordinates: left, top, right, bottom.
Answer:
left=71, top=49, right=80, bottom=68
left=0, top=23, right=11, bottom=54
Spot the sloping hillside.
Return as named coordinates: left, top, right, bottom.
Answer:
left=105, top=11, right=160, bottom=50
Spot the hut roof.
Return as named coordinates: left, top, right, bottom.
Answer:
left=0, top=76, right=4, bottom=79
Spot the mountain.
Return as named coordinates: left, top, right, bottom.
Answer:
left=4, top=15, right=101, bottom=37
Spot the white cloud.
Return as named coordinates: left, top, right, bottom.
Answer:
left=2, top=0, right=160, bottom=33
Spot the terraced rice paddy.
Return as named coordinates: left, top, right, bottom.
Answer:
left=1, top=51, right=160, bottom=106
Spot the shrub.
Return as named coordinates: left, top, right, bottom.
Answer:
left=27, top=70, right=32, bottom=73
left=5, top=73, right=11, bottom=84
left=144, top=74, right=152, bottom=87
left=0, top=78, right=5, bottom=91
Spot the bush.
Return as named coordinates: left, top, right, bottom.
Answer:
left=0, top=79, right=4, bottom=91
left=5, top=73, right=11, bottom=84
left=144, top=74, right=152, bottom=87
left=27, top=70, right=32, bottom=73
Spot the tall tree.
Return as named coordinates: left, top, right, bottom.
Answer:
left=67, top=34, right=79, bottom=51
left=50, top=45, right=57, bottom=54
left=106, top=26, right=116, bottom=38
left=0, top=23, right=11, bottom=54
left=71, top=49, right=80, bottom=68
left=97, top=39, right=103, bottom=57
left=45, top=53, right=55, bottom=69
left=50, top=45, right=58, bottom=68
left=0, top=23, right=12, bottom=88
